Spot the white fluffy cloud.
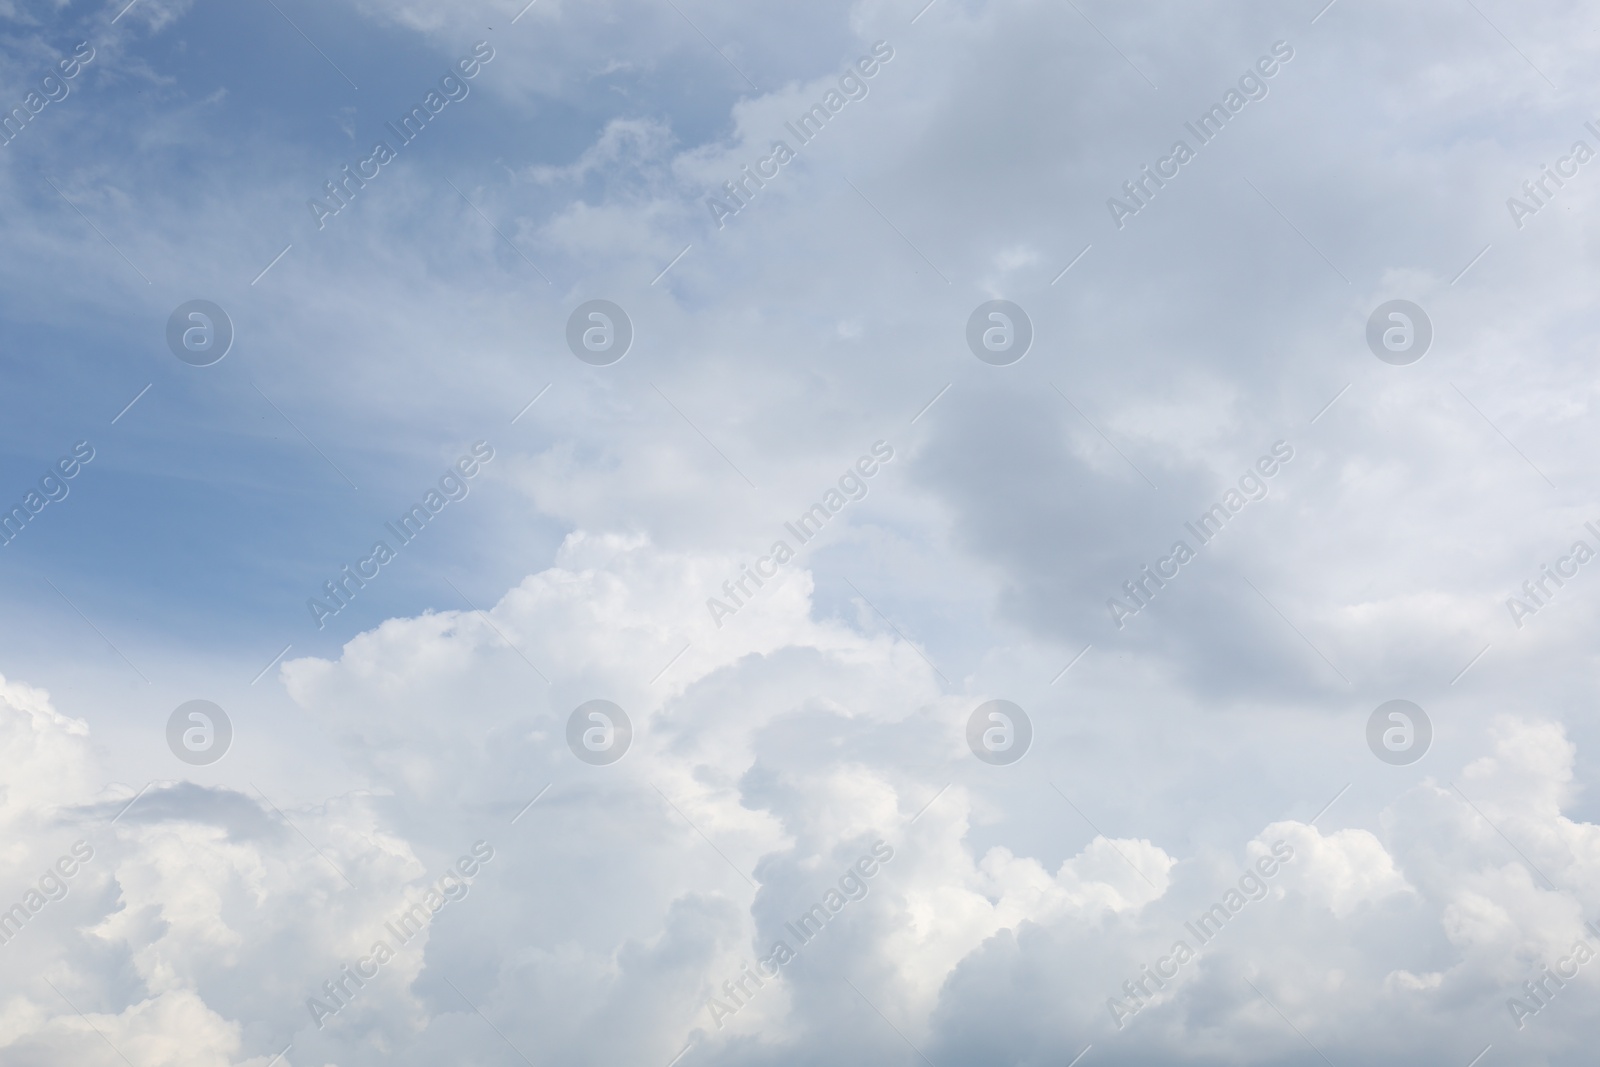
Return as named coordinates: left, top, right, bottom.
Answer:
left=6, top=526, right=1600, bottom=1063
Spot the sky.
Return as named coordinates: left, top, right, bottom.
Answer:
left=2, top=0, right=1600, bottom=1063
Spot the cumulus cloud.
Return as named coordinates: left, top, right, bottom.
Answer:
left=8, top=519, right=1600, bottom=1065
left=4, top=0, right=1600, bottom=1062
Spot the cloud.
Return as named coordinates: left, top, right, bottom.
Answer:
left=5, top=0, right=1600, bottom=1061
left=11, top=519, right=1600, bottom=1064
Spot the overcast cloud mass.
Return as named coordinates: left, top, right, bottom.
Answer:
left=3, top=0, right=1600, bottom=1063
